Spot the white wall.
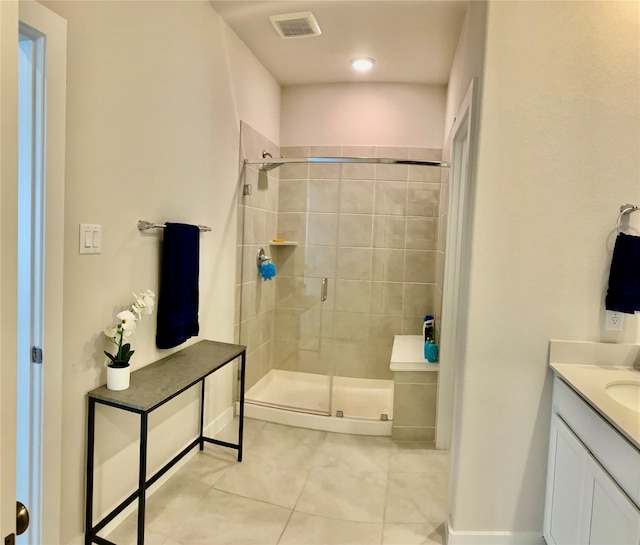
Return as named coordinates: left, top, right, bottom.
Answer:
left=449, top=0, right=640, bottom=538
left=443, top=1, right=487, bottom=141
left=281, top=83, right=446, bottom=148
left=35, top=1, right=279, bottom=542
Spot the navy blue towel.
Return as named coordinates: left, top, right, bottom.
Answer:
left=156, top=223, right=200, bottom=349
left=605, top=232, right=640, bottom=314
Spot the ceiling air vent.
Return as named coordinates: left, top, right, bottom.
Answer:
left=269, top=12, right=322, bottom=39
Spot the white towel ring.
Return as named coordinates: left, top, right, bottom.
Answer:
left=616, top=203, right=639, bottom=233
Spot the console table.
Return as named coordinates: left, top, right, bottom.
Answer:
left=85, top=340, right=246, bottom=545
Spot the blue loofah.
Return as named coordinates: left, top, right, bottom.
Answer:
left=259, top=262, right=276, bottom=281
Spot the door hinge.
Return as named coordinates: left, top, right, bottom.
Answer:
left=237, top=369, right=241, bottom=381
left=243, top=184, right=252, bottom=196
left=31, top=346, right=43, bottom=364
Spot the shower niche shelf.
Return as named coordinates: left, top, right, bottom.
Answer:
left=269, top=240, right=298, bottom=246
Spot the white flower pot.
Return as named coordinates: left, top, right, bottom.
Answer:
left=107, top=364, right=130, bottom=391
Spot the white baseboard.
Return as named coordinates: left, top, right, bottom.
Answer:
left=71, top=406, right=235, bottom=545
left=447, top=519, right=545, bottom=545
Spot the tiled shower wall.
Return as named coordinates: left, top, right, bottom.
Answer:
left=235, top=122, right=279, bottom=391
left=272, top=145, right=443, bottom=382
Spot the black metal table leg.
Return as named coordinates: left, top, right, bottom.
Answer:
left=238, top=352, right=246, bottom=462
left=199, top=378, right=205, bottom=451
left=137, top=413, right=148, bottom=545
left=85, top=398, right=96, bottom=545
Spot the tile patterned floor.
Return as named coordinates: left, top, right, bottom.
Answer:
left=105, top=418, right=448, bottom=545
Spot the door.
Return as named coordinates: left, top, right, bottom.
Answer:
left=12, top=2, right=65, bottom=544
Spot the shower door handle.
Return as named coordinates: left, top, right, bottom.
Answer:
left=321, top=278, right=328, bottom=302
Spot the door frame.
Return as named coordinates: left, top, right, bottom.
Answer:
left=1, top=0, right=21, bottom=539
left=1, top=1, right=66, bottom=542
left=436, top=79, right=478, bottom=453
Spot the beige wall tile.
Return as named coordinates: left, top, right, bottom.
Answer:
left=260, top=309, right=275, bottom=346
left=340, top=180, right=375, bottom=214
left=278, top=212, right=307, bottom=243
left=394, top=371, right=438, bottom=384
left=309, top=179, right=339, bottom=213
left=372, top=249, right=405, bottom=282
left=366, top=345, right=394, bottom=380
left=373, top=216, right=406, bottom=249
left=374, top=182, right=408, bottom=216
left=369, top=282, right=404, bottom=315
left=403, top=283, right=434, bottom=316
left=308, top=213, right=339, bottom=246
left=309, top=163, right=341, bottom=179
left=407, top=183, right=440, bottom=217
left=274, top=246, right=305, bottom=277
left=335, top=280, right=372, bottom=313
left=243, top=206, right=266, bottom=245
left=281, top=146, right=310, bottom=157
left=393, top=383, right=437, bottom=427
left=338, top=214, right=373, bottom=247
left=406, top=217, right=438, bottom=250
left=375, top=164, right=408, bottom=181
left=305, top=245, right=337, bottom=278
left=390, top=426, right=435, bottom=442
left=368, top=315, right=403, bottom=345
left=280, top=163, right=310, bottom=180
left=409, top=148, right=442, bottom=162
left=401, top=315, right=424, bottom=335
left=272, top=338, right=299, bottom=370
left=332, top=342, right=369, bottom=378
left=311, top=145, right=343, bottom=157
left=404, top=250, right=436, bottom=283
left=265, top=211, right=278, bottom=241
left=435, top=251, right=445, bottom=291
left=343, top=146, right=376, bottom=157
left=278, top=180, right=308, bottom=213
left=342, top=162, right=375, bottom=180
left=274, top=307, right=302, bottom=340
left=334, top=312, right=370, bottom=342
left=239, top=316, right=260, bottom=353
left=437, top=214, right=447, bottom=252
left=377, top=146, right=410, bottom=159
left=337, top=247, right=373, bottom=280
left=240, top=281, right=257, bottom=320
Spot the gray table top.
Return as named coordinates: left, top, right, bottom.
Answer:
left=88, top=340, right=246, bottom=413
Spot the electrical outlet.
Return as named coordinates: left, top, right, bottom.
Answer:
left=605, top=310, right=624, bottom=331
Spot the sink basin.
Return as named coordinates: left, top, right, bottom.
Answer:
left=605, top=380, right=640, bottom=412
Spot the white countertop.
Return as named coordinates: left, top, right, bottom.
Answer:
left=390, top=335, right=439, bottom=372
left=549, top=340, right=640, bottom=449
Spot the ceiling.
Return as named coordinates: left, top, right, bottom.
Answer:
left=211, top=1, right=468, bottom=86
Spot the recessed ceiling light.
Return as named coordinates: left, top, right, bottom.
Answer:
left=351, top=57, right=375, bottom=72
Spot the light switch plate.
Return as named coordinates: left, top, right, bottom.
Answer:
left=79, top=224, right=101, bottom=254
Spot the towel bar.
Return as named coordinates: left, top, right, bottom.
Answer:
left=137, top=220, right=211, bottom=232
left=615, top=204, right=639, bottom=233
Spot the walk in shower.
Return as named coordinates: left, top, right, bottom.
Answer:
left=236, top=122, right=447, bottom=435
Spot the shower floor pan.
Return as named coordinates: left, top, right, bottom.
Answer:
left=242, top=369, right=394, bottom=436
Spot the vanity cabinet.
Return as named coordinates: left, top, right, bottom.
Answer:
left=544, top=377, right=640, bottom=545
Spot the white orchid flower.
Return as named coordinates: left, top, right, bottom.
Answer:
left=117, top=310, right=137, bottom=330
left=142, top=294, right=155, bottom=315
left=104, top=289, right=155, bottom=366
left=104, top=326, right=118, bottom=340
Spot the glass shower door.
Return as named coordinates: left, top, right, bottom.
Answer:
left=267, top=167, right=339, bottom=415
